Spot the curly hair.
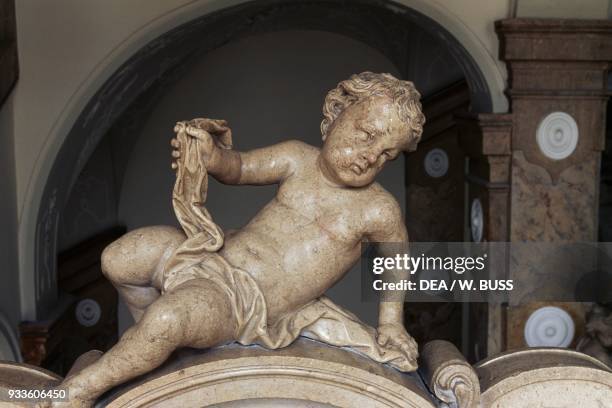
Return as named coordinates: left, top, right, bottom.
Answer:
left=321, top=72, right=425, bottom=147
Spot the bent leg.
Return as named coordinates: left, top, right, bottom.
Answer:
left=60, top=279, right=236, bottom=406
left=101, top=225, right=186, bottom=321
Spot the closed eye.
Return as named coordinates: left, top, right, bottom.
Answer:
left=359, top=131, right=375, bottom=142
left=383, top=150, right=397, bottom=160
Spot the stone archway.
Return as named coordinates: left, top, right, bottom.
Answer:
left=24, top=0, right=501, bottom=320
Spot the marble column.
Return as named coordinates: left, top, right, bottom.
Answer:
left=495, top=19, right=612, bottom=351
left=457, top=113, right=512, bottom=360
left=496, top=19, right=612, bottom=243
left=405, top=81, right=470, bottom=243
left=404, top=82, right=470, bottom=356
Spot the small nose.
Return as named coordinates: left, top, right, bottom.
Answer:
left=363, top=152, right=378, bottom=164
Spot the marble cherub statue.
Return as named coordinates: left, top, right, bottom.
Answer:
left=49, top=72, right=425, bottom=407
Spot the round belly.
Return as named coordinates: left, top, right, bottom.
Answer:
left=219, top=226, right=359, bottom=319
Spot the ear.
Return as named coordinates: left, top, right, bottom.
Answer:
left=321, top=122, right=331, bottom=142
left=405, top=131, right=421, bottom=152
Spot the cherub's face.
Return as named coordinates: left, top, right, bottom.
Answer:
left=320, top=96, right=417, bottom=187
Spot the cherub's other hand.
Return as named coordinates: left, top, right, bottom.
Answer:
left=376, top=322, right=419, bottom=366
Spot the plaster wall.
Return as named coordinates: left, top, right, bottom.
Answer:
left=515, top=0, right=612, bottom=19
left=11, top=0, right=513, bottom=220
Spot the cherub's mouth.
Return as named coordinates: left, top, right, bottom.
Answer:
left=350, top=163, right=368, bottom=175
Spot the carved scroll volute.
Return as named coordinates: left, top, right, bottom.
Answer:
left=420, top=340, right=480, bottom=408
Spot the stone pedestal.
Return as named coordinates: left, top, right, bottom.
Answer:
left=476, top=348, right=612, bottom=407
left=2, top=340, right=611, bottom=407
left=98, top=339, right=435, bottom=408
left=0, top=360, right=60, bottom=406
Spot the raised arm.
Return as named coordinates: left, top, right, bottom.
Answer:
left=174, top=119, right=301, bottom=185
left=214, top=141, right=303, bottom=185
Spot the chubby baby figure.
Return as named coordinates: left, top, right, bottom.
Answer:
left=48, top=72, right=425, bottom=407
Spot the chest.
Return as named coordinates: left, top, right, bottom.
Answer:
left=275, top=179, right=367, bottom=241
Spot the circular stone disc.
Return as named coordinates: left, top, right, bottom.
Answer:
left=524, top=306, right=575, bottom=347
left=536, top=112, right=579, bottom=160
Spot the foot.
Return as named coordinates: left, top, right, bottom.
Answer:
left=33, top=350, right=103, bottom=407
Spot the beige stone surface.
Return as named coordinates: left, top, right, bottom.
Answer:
left=476, top=348, right=612, bottom=407
left=510, top=151, right=598, bottom=243
left=3, top=342, right=612, bottom=407
left=101, top=338, right=435, bottom=408
left=0, top=360, right=60, bottom=408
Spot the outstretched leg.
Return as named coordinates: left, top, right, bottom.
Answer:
left=101, top=225, right=186, bottom=321
left=56, top=279, right=236, bottom=407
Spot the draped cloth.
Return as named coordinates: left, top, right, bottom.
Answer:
left=162, top=121, right=415, bottom=372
